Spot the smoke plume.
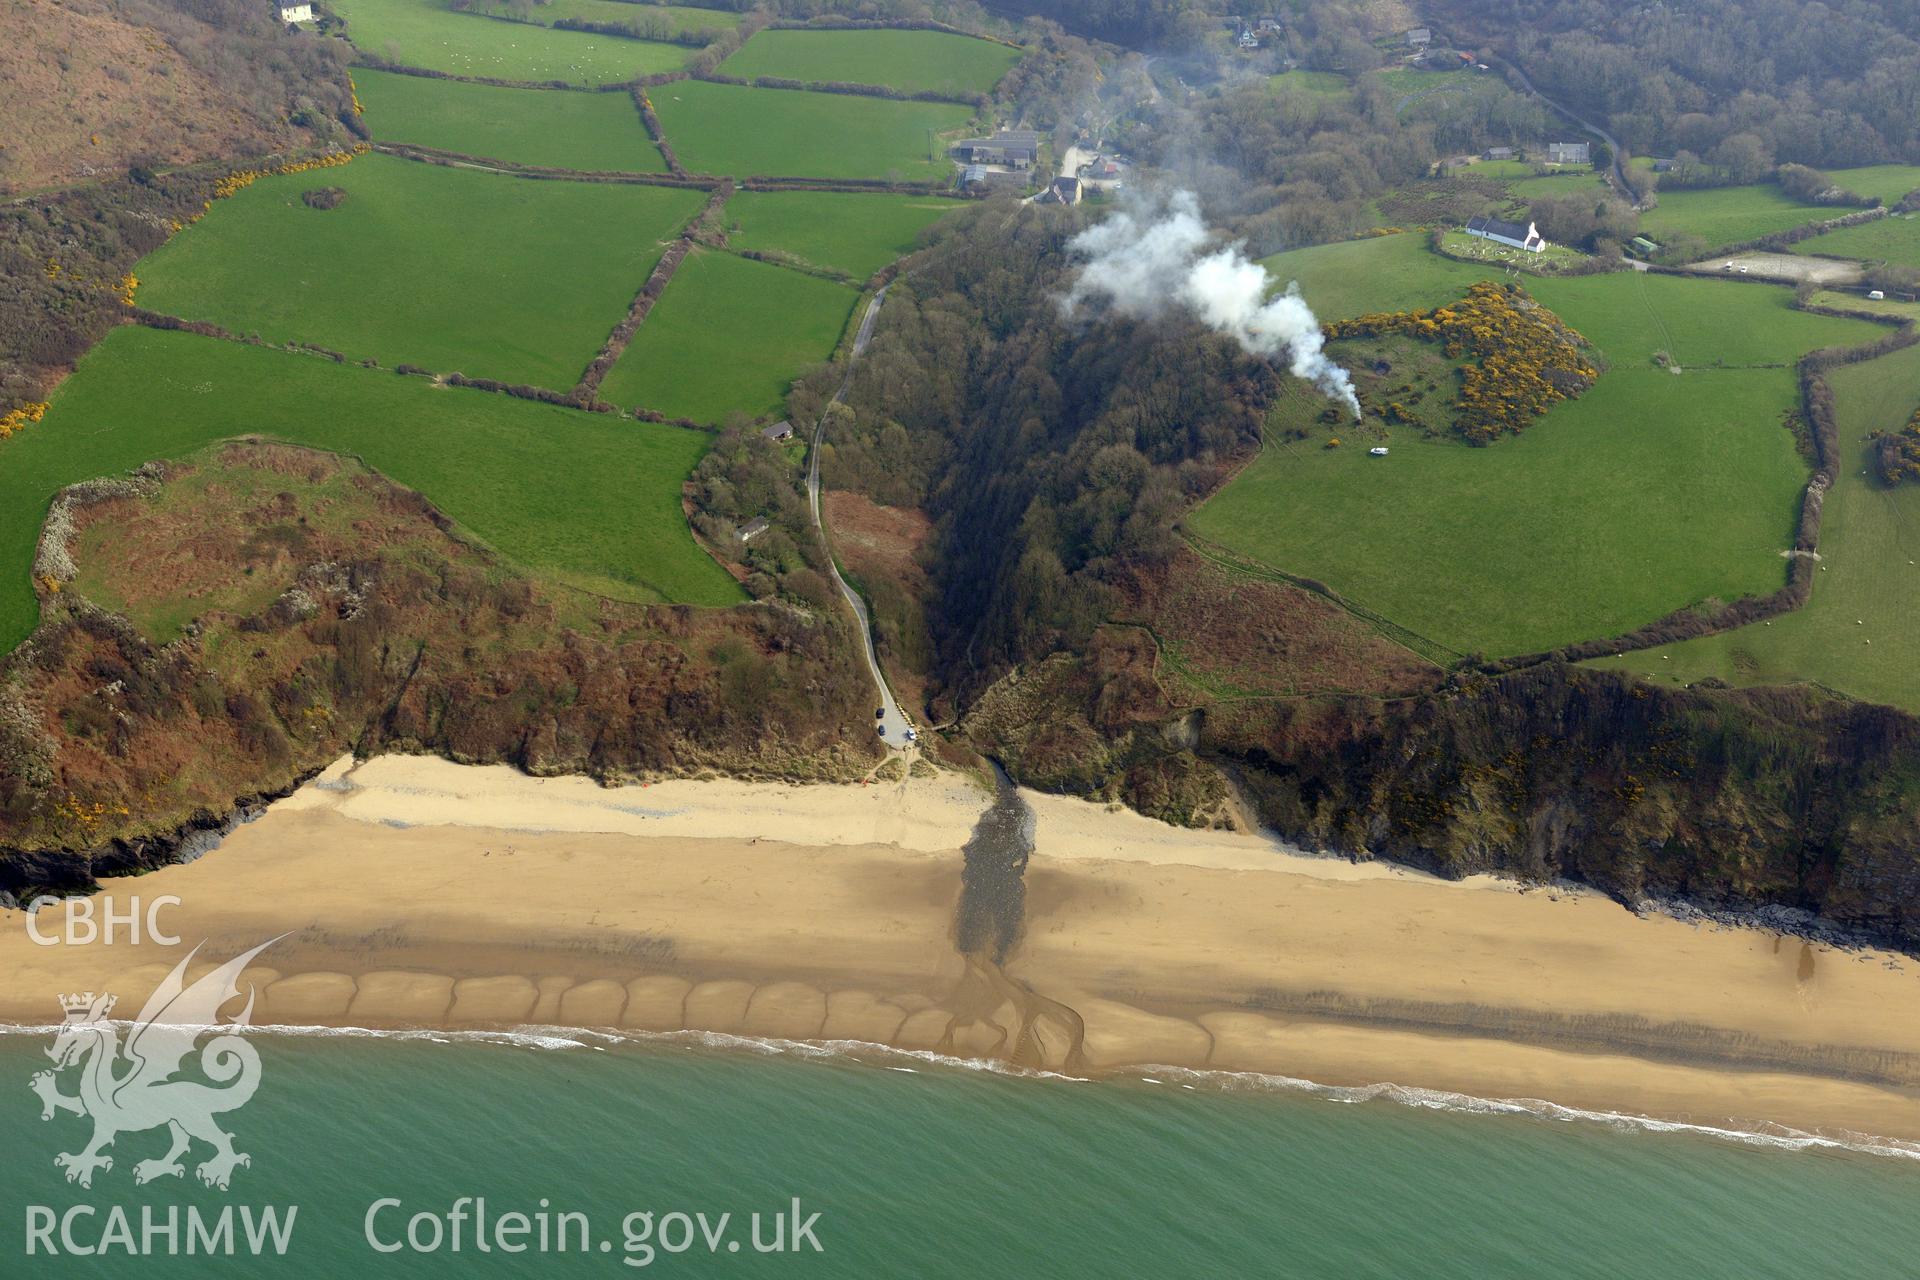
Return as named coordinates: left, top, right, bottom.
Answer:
left=1062, top=190, right=1360, bottom=418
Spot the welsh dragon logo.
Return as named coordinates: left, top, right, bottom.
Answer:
left=29, top=937, right=280, bottom=1190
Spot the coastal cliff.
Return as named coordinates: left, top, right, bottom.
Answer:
left=968, top=647, right=1920, bottom=949
left=0, top=442, right=882, bottom=898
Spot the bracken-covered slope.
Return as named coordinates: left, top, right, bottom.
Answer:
left=0, top=0, right=353, bottom=194
left=0, top=442, right=882, bottom=897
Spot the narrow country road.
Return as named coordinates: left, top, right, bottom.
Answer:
left=1492, top=56, right=1637, bottom=208
left=809, top=285, right=913, bottom=751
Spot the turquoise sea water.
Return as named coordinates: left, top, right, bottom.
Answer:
left=2, top=1030, right=1917, bottom=1277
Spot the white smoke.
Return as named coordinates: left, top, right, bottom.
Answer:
left=1062, top=190, right=1361, bottom=419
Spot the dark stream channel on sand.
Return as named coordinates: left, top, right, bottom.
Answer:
left=953, top=763, right=1035, bottom=962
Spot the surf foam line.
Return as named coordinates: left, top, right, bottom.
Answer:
left=1132, top=1063, right=1920, bottom=1163
left=5, top=1021, right=1915, bottom=1161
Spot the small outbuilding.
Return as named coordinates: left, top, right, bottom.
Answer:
left=736, top=517, right=772, bottom=542
left=1406, top=27, right=1432, bottom=46
left=1484, top=146, right=1515, bottom=161
left=277, top=1, right=313, bottom=20
left=761, top=420, right=795, bottom=443
left=1869, top=290, right=1888, bottom=300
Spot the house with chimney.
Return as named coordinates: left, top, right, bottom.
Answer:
left=1546, top=141, right=1591, bottom=165
left=1465, top=215, right=1546, bottom=252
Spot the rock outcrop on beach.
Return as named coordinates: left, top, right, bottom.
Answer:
left=0, top=442, right=882, bottom=898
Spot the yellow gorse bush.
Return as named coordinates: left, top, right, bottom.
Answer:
left=1328, top=281, right=1599, bottom=444
left=191, top=145, right=369, bottom=223
left=0, top=402, right=48, bottom=440
left=1871, top=404, right=1920, bottom=485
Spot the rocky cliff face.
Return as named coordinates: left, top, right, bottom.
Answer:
left=971, top=649, right=1920, bottom=950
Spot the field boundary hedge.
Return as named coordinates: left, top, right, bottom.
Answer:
left=736, top=175, right=961, bottom=195
left=129, top=308, right=632, bottom=415
left=350, top=52, right=649, bottom=93
left=694, top=71, right=986, bottom=108
left=574, top=182, right=732, bottom=401
left=1664, top=205, right=1891, bottom=262
left=764, top=16, right=1023, bottom=50
left=1491, top=312, right=1920, bottom=673
left=632, top=86, right=689, bottom=176
left=371, top=141, right=716, bottom=188
left=370, top=140, right=965, bottom=195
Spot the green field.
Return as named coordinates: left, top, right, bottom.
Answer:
left=1267, top=69, right=1349, bottom=96
left=1198, top=239, right=1886, bottom=654
left=1826, top=164, right=1920, bottom=205
left=1588, top=341, right=1920, bottom=710
left=719, top=27, right=1019, bottom=95
left=355, top=69, right=666, bottom=171
left=600, top=248, right=857, bottom=422
left=467, top=0, right=736, bottom=37
left=1474, top=159, right=1537, bottom=179
left=137, top=153, right=704, bottom=388
left=1372, top=67, right=1473, bottom=95
left=331, top=0, right=688, bottom=83
left=649, top=80, right=972, bottom=180
left=1191, top=367, right=1817, bottom=657
left=723, top=190, right=961, bottom=279
left=1809, top=289, right=1920, bottom=320
left=1793, top=213, right=1920, bottom=268
left=1639, top=184, right=1831, bottom=253
left=0, top=326, right=740, bottom=648
left=1259, top=233, right=1492, bottom=320
left=1519, top=268, right=1875, bottom=369
left=1506, top=170, right=1609, bottom=201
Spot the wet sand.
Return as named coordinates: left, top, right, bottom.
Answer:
left=5, top=754, right=1920, bottom=1147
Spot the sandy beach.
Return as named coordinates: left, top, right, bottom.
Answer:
left=5, top=753, right=1920, bottom=1147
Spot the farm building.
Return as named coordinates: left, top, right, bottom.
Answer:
left=1406, top=27, right=1431, bottom=46
left=736, top=517, right=772, bottom=542
left=761, top=420, right=795, bottom=443
left=1484, top=146, right=1515, bottom=160
left=277, top=1, right=313, bottom=20
left=1465, top=215, right=1546, bottom=252
left=1049, top=176, right=1083, bottom=205
left=1546, top=141, right=1591, bottom=165
left=950, top=130, right=1042, bottom=169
